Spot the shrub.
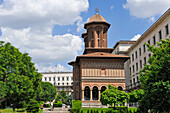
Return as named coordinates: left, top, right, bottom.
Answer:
left=73, top=100, right=81, bottom=109
left=26, top=99, right=40, bottom=113
left=43, top=104, right=51, bottom=108
left=70, top=109, right=80, bottom=113
left=54, top=101, right=62, bottom=107
left=38, top=101, right=44, bottom=105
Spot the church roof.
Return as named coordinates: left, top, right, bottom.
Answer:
left=68, top=52, right=129, bottom=65
left=88, top=14, right=106, bottom=23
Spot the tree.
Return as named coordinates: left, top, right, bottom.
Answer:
left=36, top=82, right=56, bottom=102
left=0, top=41, right=42, bottom=111
left=139, top=38, right=170, bottom=112
left=100, top=84, right=129, bottom=107
left=128, top=89, right=144, bottom=102
left=55, top=90, right=67, bottom=104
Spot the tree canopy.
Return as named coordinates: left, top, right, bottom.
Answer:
left=36, top=81, right=56, bottom=102
left=128, top=89, right=144, bottom=102
left=55, top=90, right=67, bottom=104
left=100, top=85, right=129, bottom=107
left=0, top=41, right=42, bottom=110
left=139, top=38, right=170, bottom=112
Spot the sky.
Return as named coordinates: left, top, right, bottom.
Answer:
left=0, top=0, right=169, bottom=72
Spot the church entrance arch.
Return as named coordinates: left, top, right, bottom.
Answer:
left=84, top=86, right=90, bottom=100
left=101, top=86, right=107, bottom=93
left=92, top=86, right=98, bottom=100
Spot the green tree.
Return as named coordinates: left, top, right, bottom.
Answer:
left=36, top=82, right=56, bottom=102
left=0, top=41, right=42, bottom=111
left=55, top=90, right=66, bottom=104
left=100, top=84, right=129, bottom=107
left=128, top=89, right=144, bottom=102
left=139, top=38, right=170, bottom=112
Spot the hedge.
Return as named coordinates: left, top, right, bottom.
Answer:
left=54, top=101, right=62, bottom=107
left=43, top=104, right=51, bottom=108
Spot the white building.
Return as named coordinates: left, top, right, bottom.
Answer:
left=41, top=72, right=73, bottom=95
left=112, top=8, right=170, bottom=91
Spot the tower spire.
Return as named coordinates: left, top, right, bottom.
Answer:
left=95, top=7, right=99, bottom=14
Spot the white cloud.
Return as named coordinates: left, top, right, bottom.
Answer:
left=123, top=0, right=170, bottom=18
left=130, top=34, right=141, bottom=41
left=0, top=0, right=89, bottom=71
left=40, top=64, right=70, bottom=72
left=110, top=5, right=114, bottom=10
left=149, top=17, right=155, bottom=22
left=76, top=16, right=84, bottom=32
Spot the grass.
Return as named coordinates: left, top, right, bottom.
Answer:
left=0, top=108, right=43, bottom=113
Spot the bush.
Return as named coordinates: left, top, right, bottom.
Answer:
left=26, top=99, right=40, bottom=113
left=70, top=109, right=80, bottom=113
left=38, top=101, right=44, bottom=105
left=73, top=100, right=81, bottom=109
left=43, top=104, right=50, bottom=108
left=54, top=101, right=62, bottom=107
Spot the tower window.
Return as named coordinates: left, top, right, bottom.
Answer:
left=159, top=30, right=162, bottom=41
left=97, top=31, right=100, bottom=47
left=153, top=36, right=156, bottom=45
left=91, top=31, right=94, bottom=47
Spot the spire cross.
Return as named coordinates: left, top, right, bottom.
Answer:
left=95, top=7, right=99, bottom=14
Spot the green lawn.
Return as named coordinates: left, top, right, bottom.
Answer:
left=0, top=108, right=43, bottom=113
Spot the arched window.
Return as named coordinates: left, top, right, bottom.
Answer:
left=101, top=86, right=107, bottom=93
left=97, top=31, right=100, bottom=47
left=118, top=86, right=123, bottom=90
left=84, top=86, right=90, bottom=100
left=91, top=31, right=94, bottom=47
left=92, top=86, right=98, bottom=100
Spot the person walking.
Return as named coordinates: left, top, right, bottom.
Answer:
left=51, top=100, right=54, bottom=111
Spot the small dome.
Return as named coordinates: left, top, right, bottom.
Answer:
left=88, top=14, right=106, bottom=23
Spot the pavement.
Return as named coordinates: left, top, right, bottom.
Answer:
left=41, top=108, right=70, bottom=113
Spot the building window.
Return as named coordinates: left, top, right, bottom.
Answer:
left=132, top=54, right=134, bottom=61
left=62, top=83, right=64, bottom=85
left=62, top=77, right=64, bottom=81
left=58, top=83, right=60, bottom=85
left=132, top=65, right=135, bottom=73
left=67, top=87, right=69, bottom=90
left=67, top=77, right=69, bottom=81
left=71, top=82, right=73, bottom=85
left=144, top=57, right=146, bottom=64
left=148, top=40, right=150, bottom=45
left=44, top=77, right=47, bottom=81
left=53, top=77, right=55, bottom=81
left=71, top=77, right=73, bottom=81
left=139, top=48, right=141, bottom=56
left=149, top=53, right=151, bottom=58
left=97, top=31, right=100, bottom=47
left=67, top=82, right=69, bottom=85
left=49, top=77, right=51, bottom=81
left=153, top=36, right=156, bottom=45
left=129, top=67, right=131, bottom=75
left=143, top=44, right=146, bottom=53
left=159, top=30, right=162, bottom=41
left=54, top=83, right=55, bottom=85
left=91, top=31, right=94, bottom=47
left=165, top=24, right=169, bottom=35
left=135, top=51, right=138, bottom=59
left=136, top=63, right=138, bottom=71
left=133, top=78, right=135, bottom=84
left=140, top=60, right=142, bottom=69
left=57, top=87, right=60, bottom=90
left=62, top=87, right=64, bottom=90
left=58, top=77, right=60, bottom=81
left=130, top=80, right=132, bottom=85
left=137, top=76, right=139, bottom=82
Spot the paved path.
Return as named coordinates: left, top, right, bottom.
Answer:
left=42, top=108, right=70, bottom=113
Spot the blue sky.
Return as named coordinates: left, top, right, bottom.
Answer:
left=0, top=0, right=169, bottom=72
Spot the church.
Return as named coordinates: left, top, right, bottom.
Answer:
left=68, top=11, right=129, bottom=107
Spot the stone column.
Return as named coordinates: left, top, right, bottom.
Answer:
left=90, top=90, right=93, bottom=101
left=98, top=90, right=101, bottom=101
left=82, top=90, right=84, bottom=101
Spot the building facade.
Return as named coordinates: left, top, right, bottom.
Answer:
left=112, top=8, right=170, bottom=91
left=41, top=72, right=73, bottom=95
left=69, top=13, right=129, bottom=107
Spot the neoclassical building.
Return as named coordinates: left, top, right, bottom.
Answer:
left=69, top=13, right=129, bottom=107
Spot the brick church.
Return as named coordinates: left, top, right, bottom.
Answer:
left=69, top=12, right=129, bottom=107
